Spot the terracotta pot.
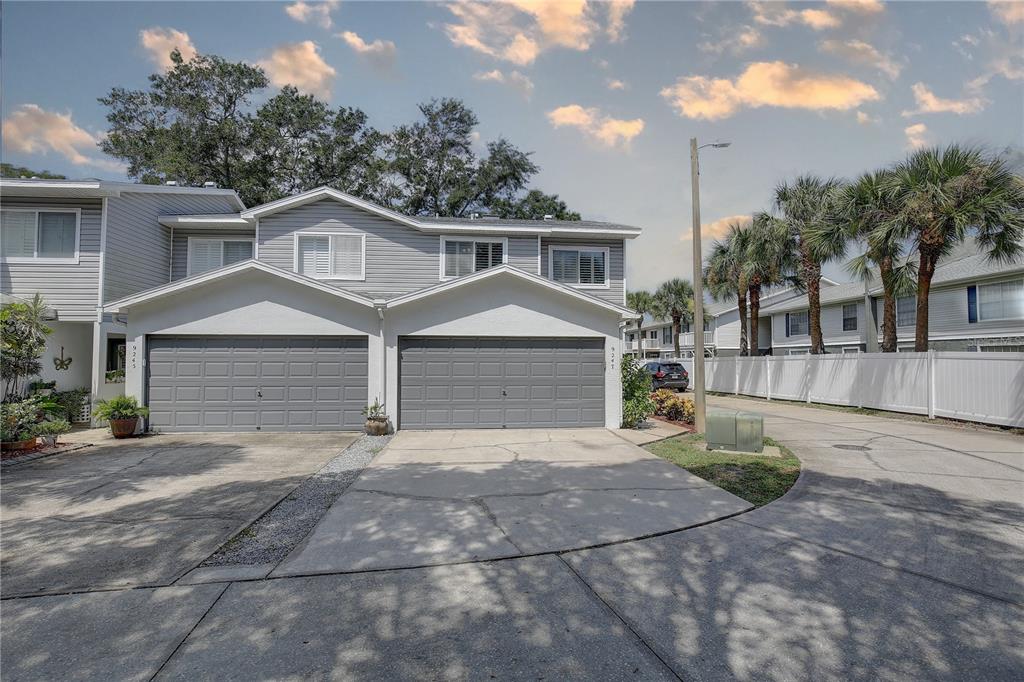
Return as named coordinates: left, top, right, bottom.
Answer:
left=1, top=438, right=39, bottom=452
left=109, top=418, right=139, bottom=439
left=364, top=419, right=389, bottom=436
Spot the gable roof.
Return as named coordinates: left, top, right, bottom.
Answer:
left=0, top=178, right=245, bottom=210
left=239, top=186, right=641, bottom=238
left=384, top=264, right=633, bottom=317
left=103, top=260, right=376, bottom=312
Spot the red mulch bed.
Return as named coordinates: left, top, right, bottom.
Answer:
left=650, top=415, right=697, bottom=432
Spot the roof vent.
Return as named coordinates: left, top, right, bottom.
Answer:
left=470, top=212, right=479, bottom=220
left=203, top=181, right=217, bottom=188
left=165, top=180, right=178, bottom=186
left=543, top=214, right=554, bottom=221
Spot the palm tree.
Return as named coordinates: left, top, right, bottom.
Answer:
left=625, top=290, right=654, bottom=343
left=773, top=175, right=843, bottom=354
left=744, top=213, right=797, bottom=355
left=651, top=278, right=696, bottom=357
left=703, top=222, right=750, bottom=355
left=809, top=170, right=916, bottom=353
left=887, top=145, right=1024, bottom=350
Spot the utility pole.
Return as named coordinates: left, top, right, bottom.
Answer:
left=690, top=137, right=706, bottom=433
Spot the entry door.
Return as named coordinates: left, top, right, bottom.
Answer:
left=398, top=337, right=605, bottom=429
left=146, top=335, right=368, bottom=431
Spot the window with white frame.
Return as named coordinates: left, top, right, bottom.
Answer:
left=441, top=237, right=505, bottom=279
left=295, top=233, right=365, bottom=280
left=842, top=303, right=858, bottom=332
left=662, top=326, right=672, bottom=345
left=1, top=209, right=79, bottom=261
left=978, top=278, right=1024, bottom=321
left=788, top=311, right=809, bottom=336
left=896, top=295, right=916, bottom=327
left=188, top=238, right=254, bottom=276
left=550, top=247, right=608, bottom=286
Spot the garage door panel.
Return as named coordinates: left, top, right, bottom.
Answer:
left=147, top=336, right=367, bottom=432
left=399, top=337, right=604, bottom=429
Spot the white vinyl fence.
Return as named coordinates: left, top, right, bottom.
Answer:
left=705, top=352, right=1024, bottom=428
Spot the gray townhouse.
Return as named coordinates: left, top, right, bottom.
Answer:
left=1, top=180, right=640, bottom=431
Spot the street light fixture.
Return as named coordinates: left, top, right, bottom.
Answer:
left=689, top=137, right=731, bottom=433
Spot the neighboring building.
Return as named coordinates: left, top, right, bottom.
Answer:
left=2, top=180, right=640, bottom=431
left=760, top=248, right=1024, bottom=354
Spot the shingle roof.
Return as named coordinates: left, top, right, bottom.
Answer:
left=416, top=215, right=641, bottom=233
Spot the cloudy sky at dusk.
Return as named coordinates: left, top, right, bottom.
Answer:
left=3, top=1, right=1022, bottom=289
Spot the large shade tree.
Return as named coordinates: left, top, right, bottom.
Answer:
left=772, top=175, right=843, bottom=354
left=651, top=278, right=696, bottom=357
left=886, top=145, right=1024, bottom=350
left=703, top=222, right=751, bottom=355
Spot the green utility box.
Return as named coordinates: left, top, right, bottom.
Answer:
left=706, top=408, right=764, bottom=453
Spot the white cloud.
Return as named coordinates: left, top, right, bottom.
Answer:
left=856, top=110, right=879, bottom=125
left=904, top=123, right=929, bottom=149
left=748, top=2, right=840, bottom=30
left=442, top=0, right=631, bottom=65
left=606, top=78, right=628, bottom=91
left=660, top=61, right=880, bottom=121
left=698, top=25, right=764, bottom=55
left=546, top=104, right=644, bottom=148
left=681, top=214, right=752, bottom=249
left=2, top=104, right=124, bottom=172
left=473, top=69, right=535, bottom=98
left=819, top=39, right=903, bottom=79
left=988, top=1, right=1024, bottom=25
left=139, top=27, right=197, bottom=70
left=285, top=0, right=339, bottom=29
left=259, top=41, right=336, bottom=99
left=901, top=82, right=986, bottom=116
left=826, top=0, right=884, bottom=14
left=338, top=31, right=396, bottom=71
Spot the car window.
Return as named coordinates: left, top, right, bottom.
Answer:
left=662, top=363, right=684, bottom=372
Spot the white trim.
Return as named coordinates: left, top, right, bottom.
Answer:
left=385, top=264, right=632, bottom=317
left=438, top=235, right=509, bottom=281
left=158, top=214, right=253, bottom=228
left=103, top=260, right=376, bottom=311
left=0, top=179, right=245, bottom=210
left=0, top=206, right=82, bottom=263
left=536, top=235, right=542, bottom=275
left=292, top=231, right=367, bottom=281
left=186, top=236, right=255, bottom=277
left=975, top=276, right=1024, bottom=323
left=547, top=245, right=611, bottom=289
left=254, top=217, right=260, bottom=260
left=96, top=197, right=109, bottom=321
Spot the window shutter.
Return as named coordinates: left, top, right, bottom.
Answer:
left=967, top=285, right=977, bottom=324
left=2, top=211, right=37, bottom=257
left=298, top=235, right=330, bottom=277
left=785, top=313, right=791, bottom=337
left=332, top=235, right=363, bottom=279
left=189, top=239, right=221, bottom=275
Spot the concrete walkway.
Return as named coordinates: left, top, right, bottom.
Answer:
left=3, top=403, right=1022, bottom=680
left=273, top=428, right=748, bottom=575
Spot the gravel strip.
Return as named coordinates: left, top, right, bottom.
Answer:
left=202, top=434, right=391, bottom=567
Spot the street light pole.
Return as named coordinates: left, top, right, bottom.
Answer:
left=689, top=138, right=706, bottom=433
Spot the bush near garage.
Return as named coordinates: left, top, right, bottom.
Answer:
left=651, top=389, right=695, bottom=424
left=621, top=357, right=656, bottom=428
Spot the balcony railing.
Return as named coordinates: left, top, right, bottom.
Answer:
left=626, top=332, right=715, bottom=351
left=679, top=331, right=715, bottom=346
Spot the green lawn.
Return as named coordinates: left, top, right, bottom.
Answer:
left=645, top=435, right=800, bottom=507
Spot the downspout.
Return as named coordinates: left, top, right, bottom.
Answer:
left=376, top=302, right=387, bottom=417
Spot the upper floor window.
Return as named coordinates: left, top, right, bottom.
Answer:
left=978, top=278, right=1023, bottom=321
left=897, top=295, right=916, bottom=327
left=550, top=246, right=608, bottom=287
left=662, top=327, right=672, bottom=344
left=787, top=310, right=809, bottom=336
left=295, top=233, right=365, bottom=280
left=842, top=303, right=858, bottom=331
left=188, top=238, right=253, bottom=276
left=1, top=209, right=80, bottom=263
left=441, top=237, right=505, bottom=279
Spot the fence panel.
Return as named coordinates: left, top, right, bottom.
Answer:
left=703, top=351, right=1023, bottom=427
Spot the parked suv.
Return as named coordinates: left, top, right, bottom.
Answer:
left=644, top=362, right=689, bottom=391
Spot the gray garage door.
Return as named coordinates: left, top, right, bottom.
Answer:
left=147, top=336, right=368, bottom=432
left=399, top=337, right=605, bottom=429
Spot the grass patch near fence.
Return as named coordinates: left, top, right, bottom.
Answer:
left=645, top=435, right=800, bottom=507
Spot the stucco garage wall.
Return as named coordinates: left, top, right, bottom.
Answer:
left=122, top=270, right=382, bottom=409
left=385, top=273, right=624, bottom=428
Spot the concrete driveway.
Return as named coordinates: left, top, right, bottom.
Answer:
left=0, top=432, right=356, bottom=597
left=274, top=428, right=750, bottom=575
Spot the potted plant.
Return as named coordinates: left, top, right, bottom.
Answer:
left=362, top=399, right=390, bottom=436
left=1, top=396, right=58, bottom=451
left=94, top=396, right=150, bottom=439
left=31, top=419, right=71, bottom=447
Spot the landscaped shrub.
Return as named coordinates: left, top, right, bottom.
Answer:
left=651, top=389, right=677, bottom=414
left=621, top=357, right=655, bottom=428
left=651, top=390, right=695, bottom=424
left=0, top=396, right=60, bottom=442
left=51, top=388, right=89, bottom=422
left=94, top=395, right=149, bottom=421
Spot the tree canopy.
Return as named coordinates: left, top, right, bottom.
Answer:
left=1, top=164, right=66, bottom=179
left=99, top=51, right=579, bottom=218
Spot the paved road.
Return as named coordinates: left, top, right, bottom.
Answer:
left=2, top=400, right=1021, bottom=680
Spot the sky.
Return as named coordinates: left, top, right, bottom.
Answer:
left=3, top=1, right=1022, bottom=290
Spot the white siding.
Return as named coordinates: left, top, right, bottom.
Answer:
left=1, top=197, right=101, bottom=321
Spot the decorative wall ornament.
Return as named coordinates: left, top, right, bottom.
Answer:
left=53, top=346, right=73, bottom=371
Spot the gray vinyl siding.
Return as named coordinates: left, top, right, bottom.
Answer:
left=171, top=229, right=257, bottom=281
left=0, top=197, right=101, bottom=321
left=258, top=199, right=541, bottom=298
left=539, top=237, right=625, bottom=306
left=896, top=275, right=1024, bottom=341
left=104, top=192, right=240, bottom=303
left=770, top=303, right=863, bottom=348
left=714, top=309, right=743, bottom=349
